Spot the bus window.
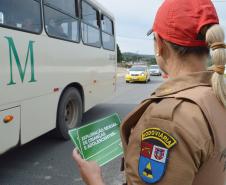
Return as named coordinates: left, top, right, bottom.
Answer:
left=101, top=15, right=114, bottom=34
left=0, top=0, right=42, bottom=33
left=0, top=12, right=4, bottom=24
left=101, top=15, right=115, bottom=51
left=43, top=0, right=79, bottom=42
left=81, top=1, right=101, bottom=47
left=44, top=0, right=77, bottom=17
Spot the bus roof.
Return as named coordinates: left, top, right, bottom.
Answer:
left=85, top=0, right=115, bottom=20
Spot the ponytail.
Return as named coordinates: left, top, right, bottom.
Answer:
left=206, top=25, right=226, bottom=108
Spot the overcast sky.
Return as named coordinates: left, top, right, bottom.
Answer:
left=96, top=0, right=226, bottom=55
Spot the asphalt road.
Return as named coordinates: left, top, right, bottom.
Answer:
left=0, top=76, right=163, bottom=185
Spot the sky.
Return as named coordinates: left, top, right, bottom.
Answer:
left=96, top=0, right=226, bottom=55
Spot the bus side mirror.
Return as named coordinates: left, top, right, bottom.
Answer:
left=0, top=12, right=4, bottom=24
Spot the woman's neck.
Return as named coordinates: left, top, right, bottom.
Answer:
left=166, top=55, right=207, bottom=78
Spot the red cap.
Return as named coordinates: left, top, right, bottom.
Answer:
left=150, top=0, right=219, bottom=47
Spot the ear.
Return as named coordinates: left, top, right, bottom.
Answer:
left=155, top=33, right=164, bottom=56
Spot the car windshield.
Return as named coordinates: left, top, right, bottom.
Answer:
left=130, top=67, right=146, bottom=71
left=150, top=66, right=159, bottom=69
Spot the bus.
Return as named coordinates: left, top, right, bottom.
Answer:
left=0, top=0, right=116, bottom=154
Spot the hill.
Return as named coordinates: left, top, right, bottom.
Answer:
left=122, top=52, right=156, bottom=65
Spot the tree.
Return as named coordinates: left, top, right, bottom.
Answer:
left=117, top=44, right=122, bottom=63
left=150, top=57, right=157, bottom=65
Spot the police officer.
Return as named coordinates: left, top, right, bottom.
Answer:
left=73, top=0, right=226, bottom=184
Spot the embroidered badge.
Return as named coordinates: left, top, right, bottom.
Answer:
left=138, top=128, right=177, bottom=184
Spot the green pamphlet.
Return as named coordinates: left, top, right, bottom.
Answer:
left=69, top=113, right=123, bottom=166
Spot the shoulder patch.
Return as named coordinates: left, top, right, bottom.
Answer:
left=138, top=128, right=177, bottom=184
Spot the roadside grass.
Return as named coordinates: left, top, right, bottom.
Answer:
left=224, top=74, right=226, bottom=78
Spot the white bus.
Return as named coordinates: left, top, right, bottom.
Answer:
left=0, top=0, right=116, bottom=154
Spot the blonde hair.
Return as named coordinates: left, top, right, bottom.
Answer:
left=206, top=25, right=226, bottom=108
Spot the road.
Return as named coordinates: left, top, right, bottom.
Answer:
left=0, top=76, right=163, bottom=185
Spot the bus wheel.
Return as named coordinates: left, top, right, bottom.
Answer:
left=56, top=87, right=83, bottom=140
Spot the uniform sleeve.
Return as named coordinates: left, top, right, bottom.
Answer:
left=124, top=100, right=213, bottom=185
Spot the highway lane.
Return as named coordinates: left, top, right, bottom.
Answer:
left=0, top=76, right=164, bottom=185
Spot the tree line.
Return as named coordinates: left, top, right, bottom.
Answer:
left=117, top=44, right=157, bottom=66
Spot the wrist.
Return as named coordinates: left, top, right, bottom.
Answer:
left=88, top=177, right=105, bottom=185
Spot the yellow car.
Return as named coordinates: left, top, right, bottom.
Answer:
left=125, top=66, right=150, bottom=83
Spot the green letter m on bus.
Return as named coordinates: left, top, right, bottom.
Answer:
left=5, top=37, right=37, bottom=85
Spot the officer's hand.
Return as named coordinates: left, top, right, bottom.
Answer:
left=72, top=149, right=105, bottom=185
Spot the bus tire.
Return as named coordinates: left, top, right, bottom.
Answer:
left=56, top=87, right=83, bottom=140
